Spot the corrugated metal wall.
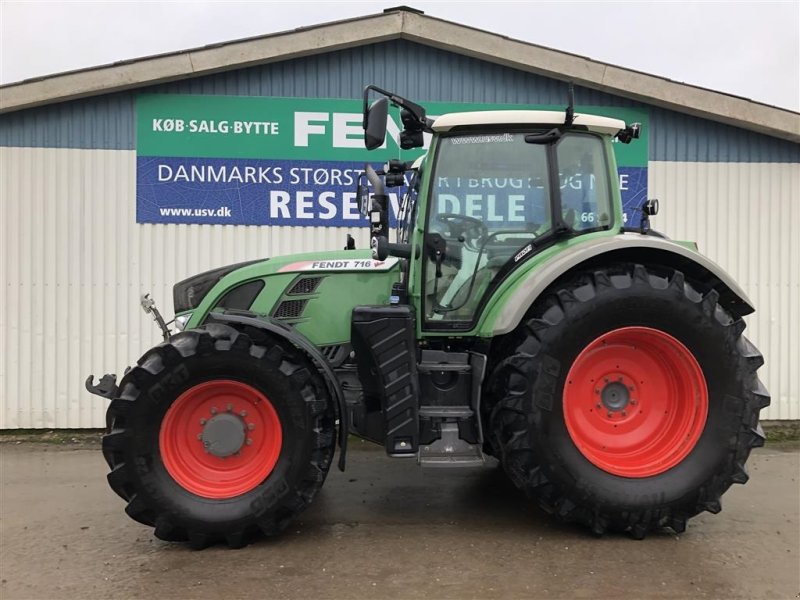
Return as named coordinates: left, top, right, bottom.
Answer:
left=1, top=39, right=798, bottom=427
left=1, top=147, right=796, bottom=427
left=650, top=161, right=800, bottom=420
left=0, top=147, right=374, bottom=428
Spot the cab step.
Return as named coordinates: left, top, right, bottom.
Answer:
left=418, top=406, right=474, bottom=418
left=418, top=422, right=485, bottom=468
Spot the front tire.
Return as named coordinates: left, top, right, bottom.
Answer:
left=102, top=323, right=336, bottom=548
left=486, top=263, right=769, bottom=538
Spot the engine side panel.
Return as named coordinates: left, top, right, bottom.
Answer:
left=185, top=250, right=401, bottom=346
left=271, top=270, right=399, bottom=345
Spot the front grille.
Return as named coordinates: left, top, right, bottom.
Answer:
left=273, top=299, right=308, bottom=320
left=288, top=276, right=323, bottom=295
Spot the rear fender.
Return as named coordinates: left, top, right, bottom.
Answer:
left=207, top=311, right=349, bottom=471
left=484, top=233, right=754, bottom=336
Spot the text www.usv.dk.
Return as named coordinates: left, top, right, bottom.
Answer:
left=158, top=206, right=232, bottom=217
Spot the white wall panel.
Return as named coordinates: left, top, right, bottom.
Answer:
left=1, top=148, right=798, bottom=426
left=650, top=161, right=800, bottom=420
left=0, top=147, right=372, bottom=428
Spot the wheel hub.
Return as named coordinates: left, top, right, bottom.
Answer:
left=600, top=380, right=630, bottom=412
left=201, top=413, right=246, bottom=457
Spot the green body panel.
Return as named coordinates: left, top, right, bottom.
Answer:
left=183, top=249, right=400, bottom=346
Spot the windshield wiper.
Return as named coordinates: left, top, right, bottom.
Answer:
left=524, top=128, right=562, bottom=144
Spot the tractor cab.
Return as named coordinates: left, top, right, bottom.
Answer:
left=361, top=86, right=638, bottom=331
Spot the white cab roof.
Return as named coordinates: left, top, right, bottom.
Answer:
left=432, top=110, right=626, bottom=136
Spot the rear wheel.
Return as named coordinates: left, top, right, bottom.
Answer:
left=486, top=263, right=769, bottom=538
left=102, top=323, right=336, bottom=548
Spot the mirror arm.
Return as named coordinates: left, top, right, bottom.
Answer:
left=371, top=236, right=418, bottom=261
left=365, top=164, right=389, bottom=239
left=362, top=85, right=432, bottom=133
left=364, top=164, right=385, bottom=196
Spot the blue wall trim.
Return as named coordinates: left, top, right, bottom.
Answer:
left=2, top=40, right=797, bottom=162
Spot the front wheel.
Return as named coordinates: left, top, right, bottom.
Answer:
left=487, top=263, right=770, bottom=538
left=102, top=323, right=336, bottom=548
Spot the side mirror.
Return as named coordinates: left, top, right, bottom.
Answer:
left=364, top=97, right=389, bottom=150
left=643, top=198, right=659, bottom=216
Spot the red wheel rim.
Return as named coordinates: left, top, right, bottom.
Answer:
left=563, top=326, right=708, bottom=478
left=159, top=380, right=282, bottom=499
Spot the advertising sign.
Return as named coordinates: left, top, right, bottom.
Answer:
left=136, top=95, right=648, bottom=227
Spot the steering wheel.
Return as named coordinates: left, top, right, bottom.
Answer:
left=436, top=213, right=489, bottom=250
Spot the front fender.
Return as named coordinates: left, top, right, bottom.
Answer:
left=481, top=232, right=754, bottom=337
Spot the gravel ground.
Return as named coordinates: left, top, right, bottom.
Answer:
left=1, top=440, right=798, bottom=600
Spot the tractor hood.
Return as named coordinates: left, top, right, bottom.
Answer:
left=178, top=249, right=402, bottom=346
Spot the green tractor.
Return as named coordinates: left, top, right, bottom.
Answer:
left=87, top=85, right=769, bottom=548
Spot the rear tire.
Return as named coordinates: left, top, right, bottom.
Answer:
left=486, top=263, right=769, bottom=538
left=102, top=323, right=336, bottom=548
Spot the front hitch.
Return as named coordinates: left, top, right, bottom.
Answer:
left=85, top=373, right=119, bottom=400
left=86, top=293, right=170, bottom=401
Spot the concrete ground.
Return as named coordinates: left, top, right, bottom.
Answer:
left=1, top=441, right=798, bottom=600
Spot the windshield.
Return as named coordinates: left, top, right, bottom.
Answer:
left=423, top=131, right=612, bottom=326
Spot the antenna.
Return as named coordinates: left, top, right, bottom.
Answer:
left=526, top=82, right=577, bottom=144
left=565, top=82, right=575, bottom=127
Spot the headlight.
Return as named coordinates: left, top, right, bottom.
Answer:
left=174, top=313, right=192, bottom=331
left=172, top=259, right=265, bottom=313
